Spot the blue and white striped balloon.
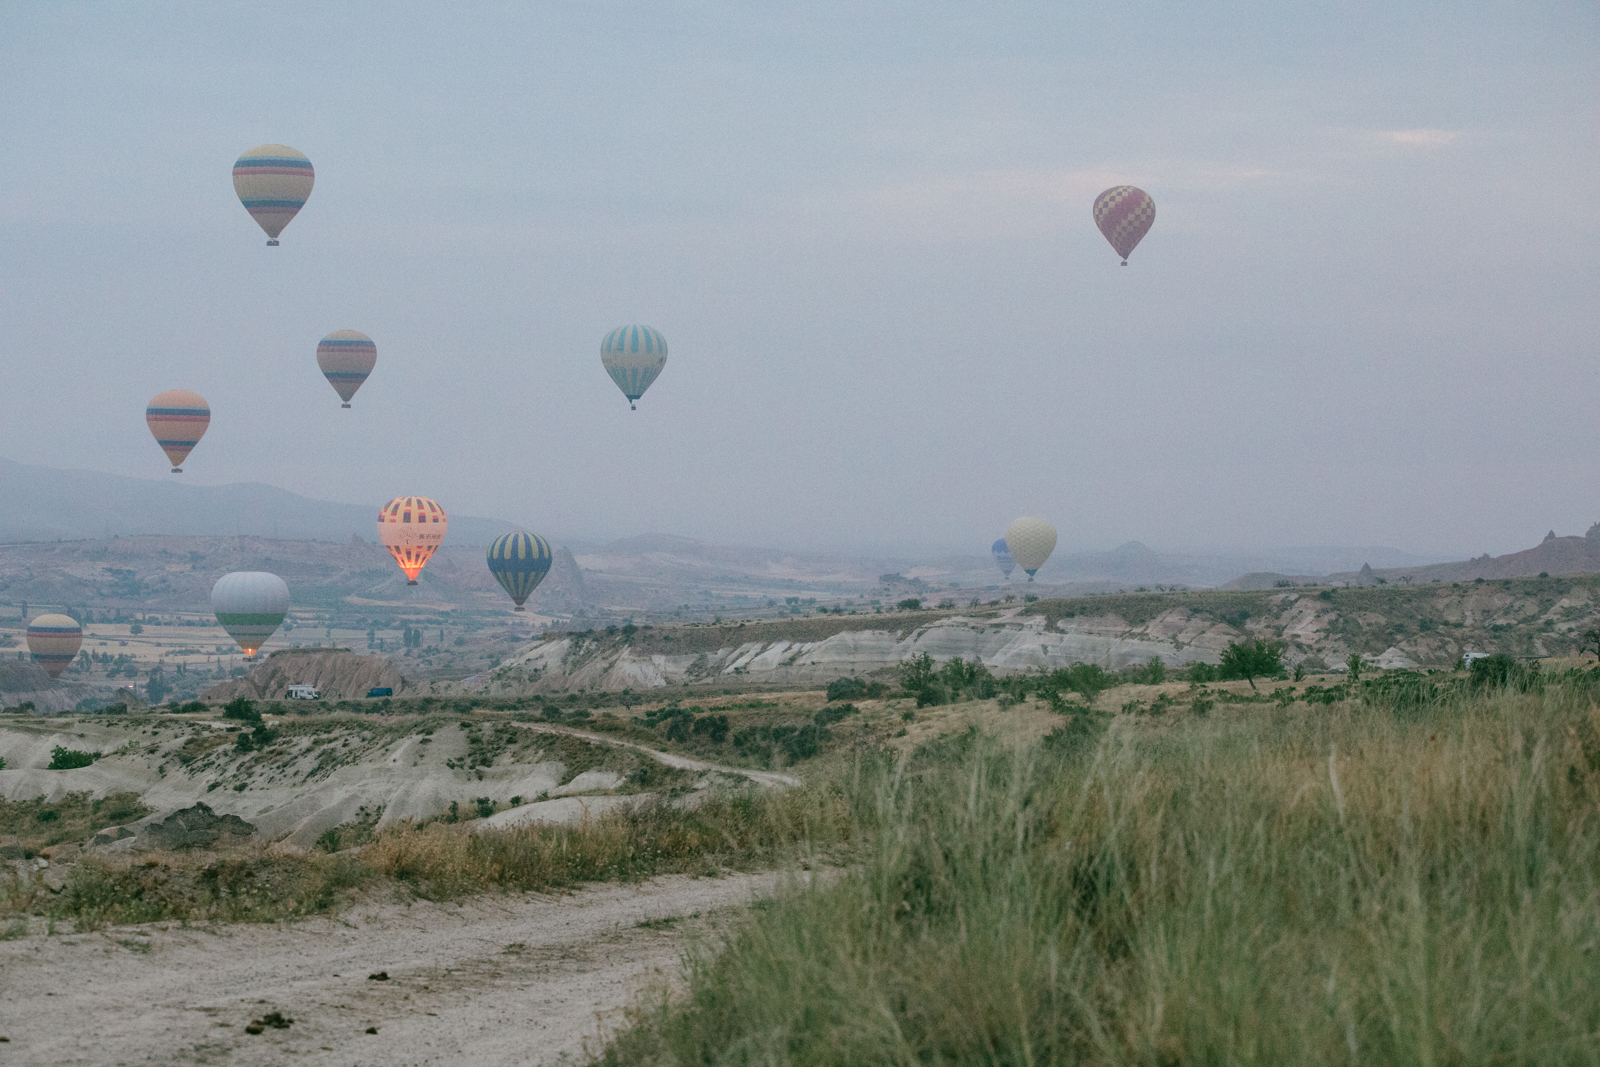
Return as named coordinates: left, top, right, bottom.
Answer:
left=600, top=325, right=668, bottom=410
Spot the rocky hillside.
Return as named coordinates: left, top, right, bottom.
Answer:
left=201, top=650, right=409, bottom=702
left=466, top=574, right=1600, bottom=693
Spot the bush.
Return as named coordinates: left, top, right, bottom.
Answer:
left=221, top=697, right=261, bottom=723
left=825, top=677, right=888, bottom=702
left=1469, top=653, right=1539, bottom=693
left=1218, top=638, right=1286, bottom=690
left=896, top=598, right=923, bottom=611
left=47, top=747, right=98, bottom=770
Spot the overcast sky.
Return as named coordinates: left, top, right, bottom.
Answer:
left=2, top=2, right=1596, bottom=559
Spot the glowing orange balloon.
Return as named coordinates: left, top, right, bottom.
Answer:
left=377, top=496, right=447, bottom=584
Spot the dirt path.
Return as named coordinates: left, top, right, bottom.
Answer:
left=0, top=871, right=783, bottom=1066
left=513, top=722, right=804, bottom=788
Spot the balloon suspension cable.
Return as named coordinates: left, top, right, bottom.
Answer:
left=266, top=239, right=279, bottom=246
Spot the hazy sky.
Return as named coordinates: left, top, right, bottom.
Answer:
left=3, top=2, right=1596, bottom=558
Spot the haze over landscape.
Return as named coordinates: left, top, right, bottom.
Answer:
left=3, top=5, right=1599, bottom=1065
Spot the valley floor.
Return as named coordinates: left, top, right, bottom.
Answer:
left=0, top=870, right=780, bottom=1066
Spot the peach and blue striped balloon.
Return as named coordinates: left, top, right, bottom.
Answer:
left=600, top=325, right=668, bottom=409
left=233, top=144, right=314, bottom=244
left=145, top=389, right=210, bottom=473
left=26, top=614, right=82, bottom=679
left=486, top=531, right=553, bottom=610
left=317, top=330, right=377, bottom=407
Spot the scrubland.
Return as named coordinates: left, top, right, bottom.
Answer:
left=599, top=673, right=1600, bottom=1065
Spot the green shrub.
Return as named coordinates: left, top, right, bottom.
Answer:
left=47, top=746, right=97, bottom=770
left=221, top=697, right=260, bottom=723
left=896, top=598, right=923, bottom=611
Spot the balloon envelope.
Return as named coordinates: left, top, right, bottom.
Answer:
left=146, top=389, right=210, bottom=472
left=211, top=572, right=289, bottom=658
left=317, top=330, right=377, bottom=406
left=233, top=144, right=314, bottom=243
left=992, top=538, right=1016, bottom=579
left=601, top=325, right=668, bottom=408
left=1093, top=186, right=1155, bottom=263
left=378, top=496, right=448, bottom=583
left=486, top=531, right=553, bottom=610
left=1005, top=517, right=1057, bottom=580
left=27, top=614, right=82, bottom=679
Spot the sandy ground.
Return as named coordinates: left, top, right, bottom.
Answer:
left=0, top=870, right=784, bottom=1066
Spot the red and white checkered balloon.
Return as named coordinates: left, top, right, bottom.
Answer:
left=1093, top=186, right=1155, bottom=264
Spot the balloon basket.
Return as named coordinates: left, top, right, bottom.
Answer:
left=630, top=403, right=636, bottom=410
left=341, top=403, right=351, bottom=408
left=513, top=606, right=525, bottom=612
left=1121, top=260, right=1128, bottom=266
left=171, top=467, right=182, bottom=474
left=266, top=239, right=279, bottom=246
left=407, top=579, right=418, bottom=585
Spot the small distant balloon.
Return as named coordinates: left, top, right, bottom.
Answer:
left=1093, top=186, right=1155, bottom=265
left=27, top=614, right=82, bottom=679
left=317, top=331, right=377, bottom=408
left=992, top=538, right=1016, bottom=579
left=211, top=572, right=289, bottom=659
left=486, top=531, right=554, bottom=611
left=1005, top=517, right=1058, bottom=581
left=233, top=144, right=314, bottom=245
left=377, top=496, right=448, bottom=584
left=601, top=325, right=668, bottom=410
left=145, top=390, right=210, bottom=473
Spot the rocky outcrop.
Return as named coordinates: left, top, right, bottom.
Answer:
left=202, top=650, right=407, bottom=701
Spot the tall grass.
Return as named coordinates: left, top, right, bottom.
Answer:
left=601, top=681, right=1600, bottom=1065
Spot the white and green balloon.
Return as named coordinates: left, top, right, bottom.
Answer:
left=212, top=571, right=289, bottom=659
left=1004, top=517, right=1057, bottom=581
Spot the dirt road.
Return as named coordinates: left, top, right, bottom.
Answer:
left=0, top=871, right=781, bottom=1065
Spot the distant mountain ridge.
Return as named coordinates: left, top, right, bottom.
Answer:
left=0, top=457, right=521, bottom=547
left=1221, top=526, right=1600, bottom=589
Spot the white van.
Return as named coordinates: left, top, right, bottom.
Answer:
left=285, top=684, right=321, bottom=700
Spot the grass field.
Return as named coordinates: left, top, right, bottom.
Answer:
left=598, top=674, right=1600, bottom=1065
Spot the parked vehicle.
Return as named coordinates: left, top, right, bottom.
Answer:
left=366, top=687, right=393, bottom=698
left=285, top=684, right=321, bottom=700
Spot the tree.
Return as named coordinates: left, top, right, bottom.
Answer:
left=1579, top=628, right=1600, bottom=661
left=129, top=622, right=143, bottom=635
left=897, top=598, right=923, bottom=611
left=1345, top=653, right=1365, bottom=683
left=1218, top=639, right=1286, bottom=690
left=222, top=696, right=261, bottom=723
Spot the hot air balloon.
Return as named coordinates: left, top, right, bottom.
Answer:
left=992, top=538, right=1016, bottom=579
left=233, top=144, right=314, bottom=245
left=1005, top=517, right=1057, bottom=581
left=27, top=614, right=82, bottom=680
left=317, top=331, right=377, bottom=408
left=486, top=531, right=553, bottom=611
left=378, top=496, right=448, bottom=584
left=601, top=325, right=668, bottom=410
left=211, top=572, right=289, bottom=659
left=1093, top=186, right=1155, bottom=265
left=145, top=390, right=211, bottom=473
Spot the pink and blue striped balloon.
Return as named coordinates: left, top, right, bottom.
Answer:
left=233, top=144, right=314, bottom=245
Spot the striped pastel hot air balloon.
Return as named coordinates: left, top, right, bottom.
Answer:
left=145, top=390, right=211, bottom=473
left=992, top=538, right=1016, bottom=579
left=601, top=325, right=668, bottom=410
left=211, top=572, right=289, bottom=659
left=486, top=531, right=553, bottom=611
left=1092, top=186, right=1155, bottom=265
left=233, top=144, right=314, bottom=245
left=317, top=330, right=377, bottom=408
left=377, top=496, right=448, bottom=584
left=26, top=614, right=82, bottom=680
left=1005, top=517, right=1058, bottom=582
